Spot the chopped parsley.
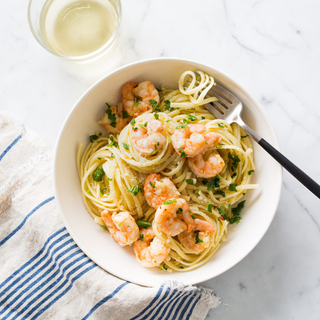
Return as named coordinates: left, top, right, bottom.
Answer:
left=229, top=184, right=237, bottom=192
left=202, top=179, right=208, bottom=185
left=127, top=182, right=143, bottom=196
left=106, top=177, right=112, bottom=181
left=195, top=231, right=204, bottom=244
left=108, top=136, right=119, bottom=148
left=149, top=99, right=161, bottom=112
left=106, top=105, right=117, bottom=127
left=89, top=133, right=101, bottom=143
left=163, top=199, right=177, bottom=205
left=163, top=264, right=168, bottom=270
left=218, top=123, right=225, bottom=128
left=222, top=200, right=246, bottom=224
left=168, top=135, right=172, bottom=143
left=216, top=145, right=223, bottom=149
left=100, top=225, right=108, bottom=230
left=134, top=97, right=139, bottom=108
left=154, top=113, right=159, bottom=120
left=139, top=234, right=145, bottom=241
left=92, top=167, right=105, bottom=182
left=139, top=122, right=148, bottom=129
left=231, top=173, right=237, bottom=178
left=176, top=208, right=183, bottom=215
left=164, top=100, right=174, bottom=111
left=176, top=119, right=190, bottom=129
left=241, top=135, right=249, bottom=138
left=149, top=181, right=155, bottom=188
left=214, top=190, right=226, bottom=197
left=100, top=188, right=107, bottom=195
left=207, top=175, right=221, bottom=190
left=193, top=189, right=199, bottom=195
left=180, top=151, right=187, bottom=158
left=201, top=116, right=205, bottom=120
left=156, top=87, right=162, bottom=92
left=137, top=220, right=152, bottom=228
left=118, top=222, right=123, bottom=227
left=122, top=142, right=130, bottom=150
left=187, top=115, right=197, bottom=121
left=228, top=152, right=240, bottom=170
left=130, top=118, right=136, bottom=126
left=86, top=190, right=91, bottom=194
left=190, top=211, right=196, bottom=220
left=98, top=157, right=101, bottom=160
left=150, top=145, right=157, bottom=155
left=110, top=153, right=115, bottom=158
left=179, top=266, right=184, bottom=269
left=186, top=179, right=194, bottom=185
left=122, top=111, right=130, bottom=119
left=207, top=203, right=212, bottom=213
left=248, top=170, right=254, bottom=175
left=218, top=206, right=226, bottom=214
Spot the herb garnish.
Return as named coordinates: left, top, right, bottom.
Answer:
left=222, top=200, right=246, bottom=224
left=122, top=142, right=130, bottom=150
left=186, top=179, right=195, bottom=185
left=187, top=115, right=197, bottom=121
left=207, top=203, right=212, bottom=213
left=108, top=136, right=118, bottom=148
left=130, top=118, right=136, bottom=126
left=231, top=173, right=237, bottom=178
left=139, top=234, right=145, bottom=241
left=90, top=133, right=101, bottom=143
left=163, top=264, right=168, bottom=270
left=248, top=170, right=254, bottom=175
left=122, top=111, right=130, bottom=119
left=149, top=181, right=155, bottom=188
left=207, top=175, right=221, bottom=190
left=193, top=189, right=199, bottom=195
left=218, top=123, right=225, bottom=128
left=110, top=153, right=115, bottom=158
left=214, top=190, right=226, bottom=197
left=164, top=100, right=174, bottom=111
left=180, top=151, right=187, bottom=158
left=241, top=135, right=249, bottom=138
left=176, top=119, right=190, bottom=129
left=137, top=221, right=152, bottom=228
left=149, top=99, right=160, bottom=112
left=127, top=182, right=143, bottom=196
left=176, top=208, right=183, bottom=215
left=100, top=188, right=107, bottom=195
left=154, top=113, right=159, bottom=120
left=134, top=97, right=139, bottom=108
left=195, top=231, right=204, bottom=244
left=228, top=152, right=240, bottom=171
left=163, top=199, right=177, bottom=205
left=150, top=145, right=157, bottom=155
left=106, top=105, right=117, bottom=127
left=168, top=135, right=172, bottom=143
left=92, top=167, right=105, bottom=182
left=229, top=184, right=237, bottom=192
left=100, top=225, right=108, bottom=230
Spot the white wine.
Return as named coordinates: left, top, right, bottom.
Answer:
left=44, top=0, right=117, bottom=57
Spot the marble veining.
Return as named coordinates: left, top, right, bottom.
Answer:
left=1, top=0, right=320, bottom=319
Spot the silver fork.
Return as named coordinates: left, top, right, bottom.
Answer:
left=204, top=81, right=320, bottom=199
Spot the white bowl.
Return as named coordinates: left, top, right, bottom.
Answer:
left=54, top=58, right=282, bottom=287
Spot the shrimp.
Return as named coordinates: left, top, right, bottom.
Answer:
left=144, top=173, right=180, bottom=209
left=100, top=102, right=131, bottom=134
left=188, top=152, right=225, bottom=178
left=131, top=119, right=166, bottom=156
left=101, top=210, right=139, bottom=246
left=122, top=81, right=159, bottom=117
left=178, top=219, right=215, bottom=254
left=154, top=198, right=194, bottom=236
left=133, top=227, right=170, bottom=267
left=172, top=125, right=222, bottom=158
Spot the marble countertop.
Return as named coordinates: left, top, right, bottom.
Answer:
left=2, top=0, right=320, bottom=318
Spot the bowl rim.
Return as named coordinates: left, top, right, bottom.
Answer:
left=53, top=57, right=283, bottom=286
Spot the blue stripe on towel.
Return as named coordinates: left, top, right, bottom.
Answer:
left=172, top=291, right=196, bottom=320
left=3, top=245, right=82, bottom=318
left=163, top=290, right=190, bottom=320
left=185, top=295, right=201, bottom=320
left=157, top=289, right=186, bottom=320
left=140, top=286, right=173, bottom=320
left=0, top=197, right=55, bottom=247
left=30, top=263, right=97, bottom=320
left=0, top=231, right=70, bottom=302
left=130, top=284, right=165, bottom=320
left=0, top=132, right=24, bottom=162
left=0, top=228, right=66, bottom=290
left=81, top=282, right=130, bottom=320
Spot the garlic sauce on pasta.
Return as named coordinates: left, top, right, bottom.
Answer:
left=77, top=71, right=258, bottom=272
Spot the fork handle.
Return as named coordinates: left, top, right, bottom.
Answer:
left=259, top=138, right=320, bottom=198
left=239, top=122, right=320, bottom=198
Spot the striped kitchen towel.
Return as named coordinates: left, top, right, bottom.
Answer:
left=0, top=113, right=220, bottom=320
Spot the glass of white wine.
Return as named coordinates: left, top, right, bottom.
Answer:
left=28, top=0, right=121, bottom=62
